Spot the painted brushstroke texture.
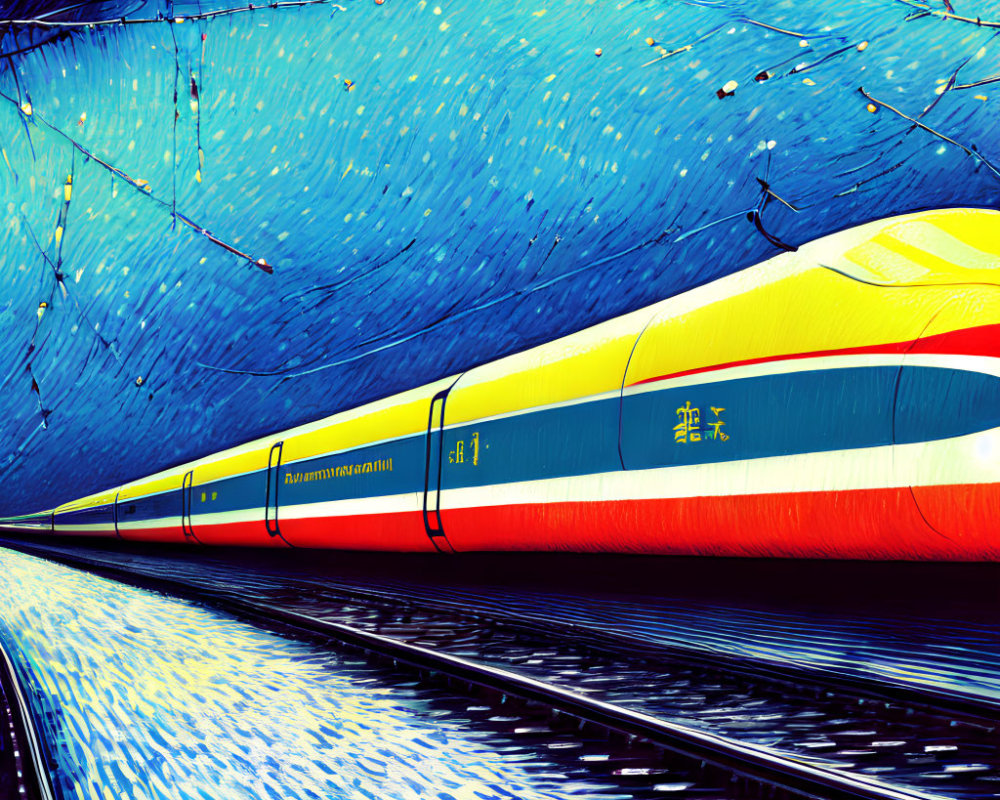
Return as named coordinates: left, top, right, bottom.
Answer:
left=1, top=0, right=999, bottom=513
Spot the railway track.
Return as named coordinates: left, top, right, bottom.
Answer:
left=3, top=540, right=997, bottom=800
left=0, top=637, right=55, bottom=800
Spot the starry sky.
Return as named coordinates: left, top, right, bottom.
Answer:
left=1, top=0, right=999, bottom=514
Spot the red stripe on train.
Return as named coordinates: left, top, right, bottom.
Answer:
left=280, top=511, right=437, bottom=551
left=117, top=525, right=189, bottom=544
left=439, top=485, right=1000, bottom=561
left=188, top=519, right=288, bottom=547
left=103, top=482, right=1000, bottom=559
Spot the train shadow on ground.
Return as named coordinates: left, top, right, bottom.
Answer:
left=6, top=533, right=1000, bottom=627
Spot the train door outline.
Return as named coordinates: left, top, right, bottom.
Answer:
left=265, top=441, right=292, bottom=546
left=113, top=490, right=121, bottom=537
left=423, top=387, right=456, bottom=553
left=181, top=470, right=200, bottom=543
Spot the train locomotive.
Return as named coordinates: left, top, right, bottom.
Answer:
left=4, top=208, right=1000, bottom=560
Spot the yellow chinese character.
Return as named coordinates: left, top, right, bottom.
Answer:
left=449, top=440, right=465, bottom=464
left=709, top=406, right=729, bottom=441
left=674, top=402, right=701, bottom=443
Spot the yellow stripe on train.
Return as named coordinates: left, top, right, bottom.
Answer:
left=626, top=209, right=1000, bottom=386
left=54, top=489, right=118, bottom=514
left=116, top=377, right=458, bottom=502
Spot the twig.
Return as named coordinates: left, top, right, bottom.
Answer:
left=737, top=16, right=841, bottom=40
left=859, top=86, right=1000, bottom=179
left=170, top=23, right=179, bottom=226
left=0, top=89, right=274, bottom=272
left=748, top=207, right=796, bottom=251
left=954, top=74, right=1000, bottom=89
left=2, top=0, right=348, bottom=28
left=642, top=44, right=691, bottom=68
left=642, top=24, right=726, bottom=68
left=750, top=160, right=797, bottom=251
left=27, top=365, right=51, bottom=428
left=756, top=177, right=799, bottom=211
left=174, top=213, right=273, bottom=273
left=54, top=151, right=74, bottom=272
left=895, top=0, right=1000, bottom=28
left=21, top=215, right=123, bottom=364
left=194, top=21, right=206, bottom=182
left=788, top=42, right=861, bottom=75
left=832, top=157, right=910, bottom=198
left=282, top=238, right=415, bottom=302
left=915, top=62, right=963, bottom=123
left=6, top=55, right=36, bottom=160
left=673, top=208, right=752, bottom=243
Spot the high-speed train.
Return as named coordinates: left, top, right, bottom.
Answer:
left=4, top=208, right=1000, bottom=560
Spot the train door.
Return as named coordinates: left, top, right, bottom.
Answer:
left=423, top=388, right=456, bottom=553
left=181, top=470, right=199, bottom=543
left=113, top=490, right=121, bottom=537
left=265, top=441, right=289, bottom=544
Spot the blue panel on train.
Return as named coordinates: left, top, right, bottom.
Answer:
left=440, top=399, right=621, bottom=489
left=119, top=490, right=181, bottom=523
left=621, top=368, right=899, bottom=470
left=278, top=437, right=425, bottom=506
left=1, top=0, right=999, bottom=513
left=55, top=504, right=114, bottom=525
left=894, top=367, right=1000, bottom=445
left=191, top=471, right=268, bottom=516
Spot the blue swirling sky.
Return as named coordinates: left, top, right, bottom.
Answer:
left=0, top=0, right=998, bottom=514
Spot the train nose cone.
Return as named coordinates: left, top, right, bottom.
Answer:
left=895, top=288, right=1000, bottom=560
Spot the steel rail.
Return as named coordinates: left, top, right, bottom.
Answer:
left=311, top=576, right=1000, bottom=724
left=0, top=639, right=56, bottom=800
left=1, top=540, right=953, bottom=800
